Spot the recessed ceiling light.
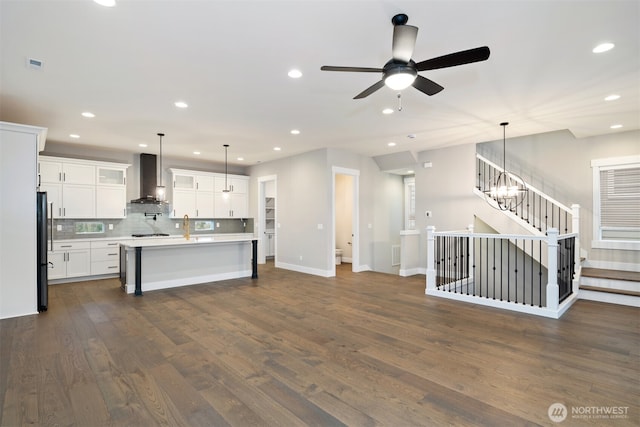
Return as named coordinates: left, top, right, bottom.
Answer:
left=139, top=143, right=148, bottom=148
left=593, top=42, right=614, bottom=53
left=174, top=101, right=188, bottom=108
left=610, top=124, right=623, bottom=129
left=387, top=142, right=396, bottom=147
left=274, top=147, right=281, bottom=151
left=193, top=151, right=201, bottom=155
left=94, top=0, right=116, bottom=6
left=81, top=111, right=95, bottom=118
left=237, top=157, right=244, bottom=161
left=604, top=94, right=620, bottom=101
left=69, top=134, right=80, bottom=139
left=288, top=69, right=302, bottom=78
left=382, top=108, right=394, bottom=115
left=290, top=129, right=300, bottom=135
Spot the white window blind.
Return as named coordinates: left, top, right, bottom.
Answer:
left=593, top=156, right=640, bottom=247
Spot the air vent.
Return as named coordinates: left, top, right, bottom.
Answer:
left=27, top=58, right=44, bottom=70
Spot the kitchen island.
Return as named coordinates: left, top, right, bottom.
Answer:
left=119, top=234, right=258, bottom=295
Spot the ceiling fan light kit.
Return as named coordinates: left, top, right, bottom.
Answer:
left=321, top=14, right=490, bottom=99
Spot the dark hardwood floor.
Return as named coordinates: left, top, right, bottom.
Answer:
left=1, top=262, right=638, bottom=426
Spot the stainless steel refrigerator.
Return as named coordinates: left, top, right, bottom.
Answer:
left=37, top=191, right=48, bottom=312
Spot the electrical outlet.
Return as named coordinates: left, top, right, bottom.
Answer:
left=216, top=222, right=220, bottom=227
left=299, top=255, right=303, bottom=261
left=108, top=224, right=114, bottom=230
left=175, top=223, right=180, bottom=228
left=56, top=224, right=62, bottom=231
left=317, top=223, right=323, bottom=230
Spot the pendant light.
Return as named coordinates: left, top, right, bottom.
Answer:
left=156, top=132, right=166, bottom=202
left=222, top=144, right=230, bottom=199
left=483, top=122, right=527, bottom=211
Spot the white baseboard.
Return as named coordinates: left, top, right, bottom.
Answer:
left=124, top=270, right=253, bottom=294
left=276, top=261, right=333, bottom=277
left=399, top=267, right=426, bottom=277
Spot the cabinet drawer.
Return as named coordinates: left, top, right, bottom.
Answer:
left=91, top=247, right=120, bottom=262
left=53, top=241, right=90, bottom=251
left=91, top=240, right=123, bottom=249
left=91, top=260, right=120, bottom=275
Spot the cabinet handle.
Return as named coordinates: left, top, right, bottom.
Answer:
left=63, top=208, right=66, bottom=217
left=60, top=245, right=72, bottom=248
left=63, top=172, right=66, bottom=182
left=58, top=172, right=62, bottom=182
left=108, top=253, right=118, bottom=256
left=196, top=182, right=199, bottom=190
left=49, top=203, right=53, bottom=251
left=196, top=209, right=199, bottom=217
left=107, top=242, right=118, bottom=246
left=38, top=175, right=41, bottom=188
left=123, top=177, right=126, bottom=185
left=108, top=266, right=118, bottom=269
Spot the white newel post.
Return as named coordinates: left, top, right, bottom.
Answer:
left=571, top=204, right=581, bottom=294
left=546, top=228, right=559, bottom=311
left=426, top=226, right=436, bottom=294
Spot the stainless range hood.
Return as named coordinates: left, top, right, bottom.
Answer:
left=130, top=153, right=161, bottom=204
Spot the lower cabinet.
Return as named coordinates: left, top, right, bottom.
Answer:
left=90, top=240, right=125, bottom=275
left=48, top=241, right=91, bottom=280
left=49, top=239, right=130, bottom=281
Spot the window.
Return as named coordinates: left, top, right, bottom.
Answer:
left=404, top=177, right=415, bottom=230
left=194, top=220, right=214, bottom=231
left=591, top=155, right=640, bottom=250
left=75, top=222, right=105, bottom=234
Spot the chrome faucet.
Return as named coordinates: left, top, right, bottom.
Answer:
left=183, top=214, right=190, bottom=239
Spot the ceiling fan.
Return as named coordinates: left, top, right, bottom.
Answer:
left=320, top=14, right=490, bottom=99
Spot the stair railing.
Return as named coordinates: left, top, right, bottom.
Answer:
left=476, top=153, right=581, bottom=270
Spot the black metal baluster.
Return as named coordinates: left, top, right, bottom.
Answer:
left=492, top=237, right=496, bottom=299
left=539, top=240, right=543, bottom=307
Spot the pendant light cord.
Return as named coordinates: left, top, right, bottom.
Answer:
left=157, top=133, right=164, bottom=186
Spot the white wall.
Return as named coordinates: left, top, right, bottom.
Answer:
left=477, top=129, right=640, bottom=267
left=248, top=148, right=403, bottom=276
left=414, top=129, right=640, bottom=271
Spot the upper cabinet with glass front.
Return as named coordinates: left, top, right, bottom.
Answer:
left=97, top=166, right=126, bottom=186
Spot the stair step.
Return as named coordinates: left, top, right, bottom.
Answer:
left=579, top=285, right=640, bottom=297
left=581, top=267, right=640, bottom=282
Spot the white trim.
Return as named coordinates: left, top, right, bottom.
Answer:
left=426, top=289, right=578, bottom=319
left=591, top=155, right=640, bottom=250
left=257, top=175, right=277, bottom=265
left=275, top=261, right=333, bottom=278
left=332, top=166, right=360, bottom=276
left=578, top=290, right=640, bottom=307
left=124, top=270, right=253, bottom=294
left=476, top=153, right=572, bottom=214
left=400, top=267, right=426, bottom=277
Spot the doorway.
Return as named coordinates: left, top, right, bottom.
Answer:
left=332, top=167, right=359, bottom=276
left=257, top=175, right=277, bottom=265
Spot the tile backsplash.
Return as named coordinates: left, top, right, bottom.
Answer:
left=52, top=202, right=253, bottom=240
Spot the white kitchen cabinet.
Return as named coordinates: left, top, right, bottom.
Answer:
left=169, top=169, right=216, bottom=218
left=214, top=192, right=248, bottom=218
left=62, top=184, right=96, bottom=218
left=214, top=176, right=247, bottom=193
left=38, top=160, right=62, bottom=184
left=38, top=156, right=129, bottom=219
left=96, top=186, right=126, bottom=218
left=50, top=241, right=91, bottom=279
left=172, top=189, right=197, bottom=218
left=39, top=182, right=62, bottom=219
left=90, top=240, right=124, bottom=276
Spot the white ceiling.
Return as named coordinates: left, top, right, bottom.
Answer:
left=1, top=0, right=638, bottom=167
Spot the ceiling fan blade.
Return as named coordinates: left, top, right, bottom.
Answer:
left=412, top=75, right=444, bottom=96
left=321, top=65, right=382, bottom=73
left=354, top=80, right=385, bottom=99
left=416, top=46, right=490, bottom=71
left=392, top=24, right=418, bottom=63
